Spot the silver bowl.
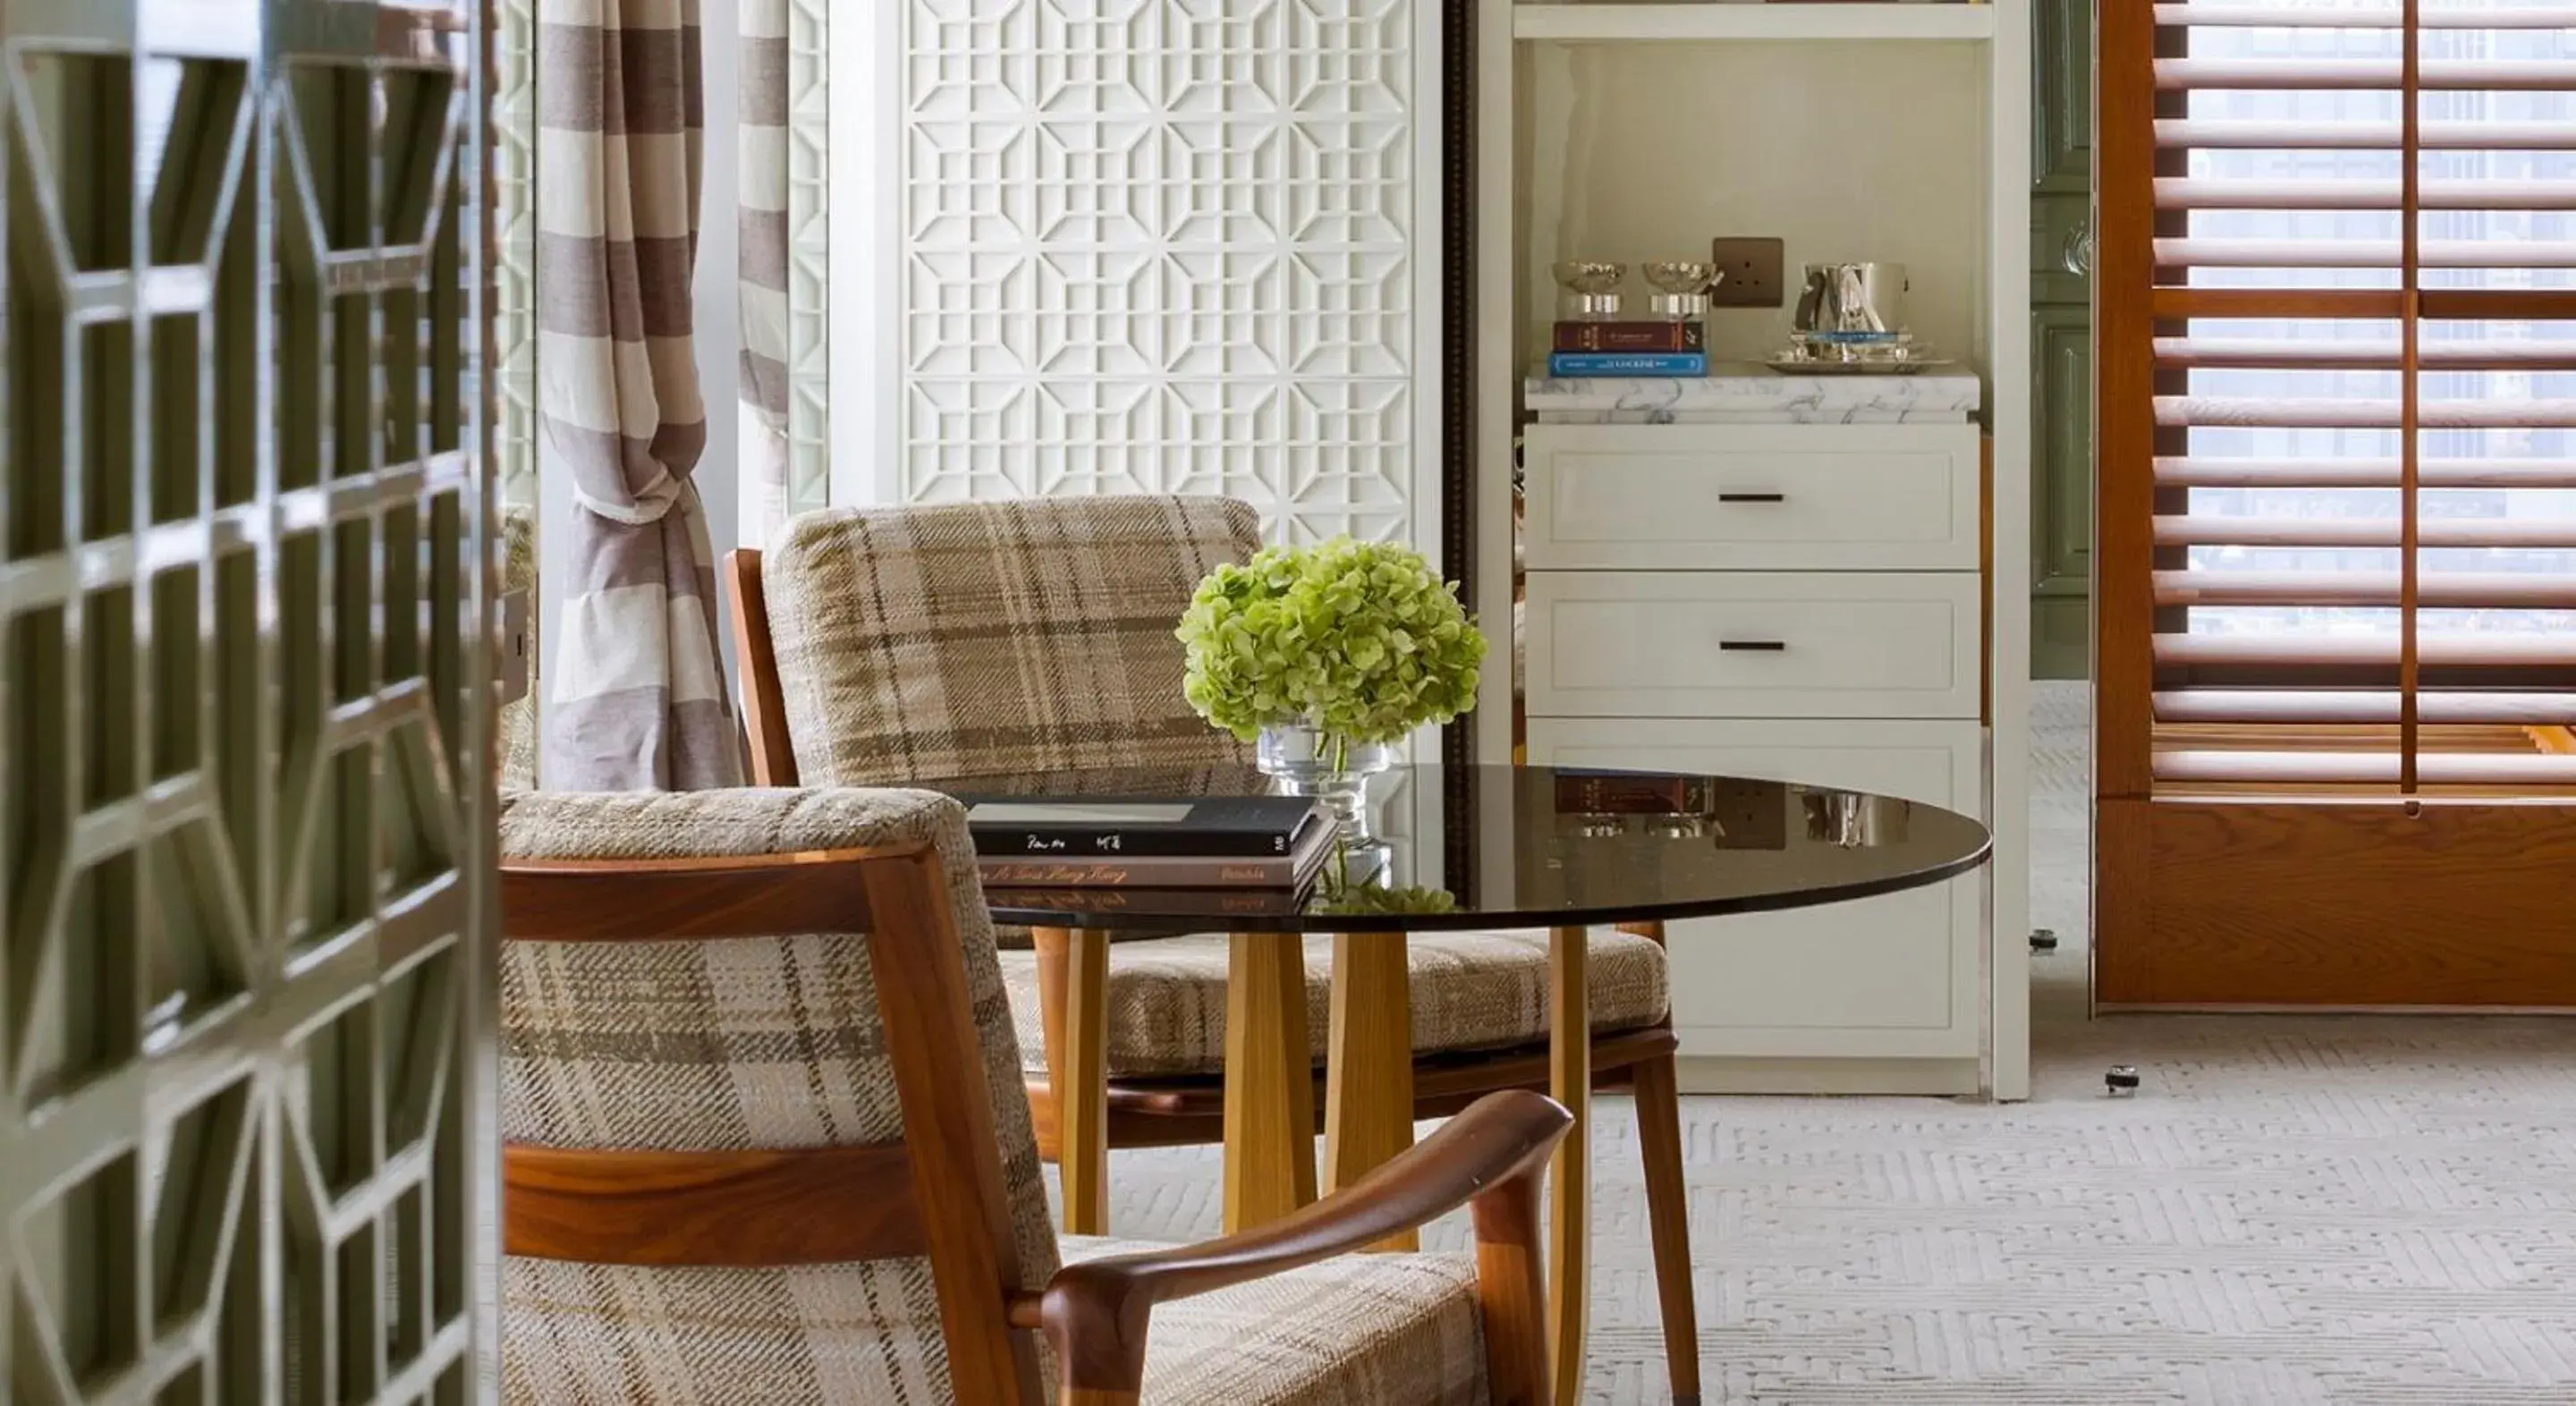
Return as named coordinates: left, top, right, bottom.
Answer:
left=1551, top=259, right=1627, bottom=295
left=1641, top=260, right=1719, bottom=295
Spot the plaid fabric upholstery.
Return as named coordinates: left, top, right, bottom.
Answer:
left=498, top=787, right=1492, bottom=1405
left=499, top=505, right=539, bottom=791
left=497, top=787, right=1057, bottom=1403
left=534, top=0, right=741, bottom=790
left=999, top=930, right=1671, bottom=1077
left=760, top=495, right=1260, bottom=786
left=1063, top=1238, right=1487, bottom=1406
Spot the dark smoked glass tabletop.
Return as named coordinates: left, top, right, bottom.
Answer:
left=928, top=762, right=1992, bottom=934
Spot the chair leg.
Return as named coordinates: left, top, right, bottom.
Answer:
left=1630, top=1053, right=1701, bottom=1405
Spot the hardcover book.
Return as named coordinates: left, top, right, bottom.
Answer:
left=980, top=885, right=1316, bottom=919
left=976, top=812, right=1338, bottom=889
left=963, top=794, right=1324, bottom=858
left=1553, top=320, right=1705, bottom=353
left=1546, top=351, right=1708, bottom=377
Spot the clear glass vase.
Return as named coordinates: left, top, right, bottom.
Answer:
left=1255, top=720, right=1395, bottom=836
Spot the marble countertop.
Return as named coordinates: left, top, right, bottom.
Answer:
left=1526, top=362, right=1982, bottom=424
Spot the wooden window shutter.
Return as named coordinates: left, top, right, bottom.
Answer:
left=2096, top=2, right=2576, bottom=1006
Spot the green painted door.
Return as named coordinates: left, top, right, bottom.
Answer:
left=0, top=3, right=497, bottom=1402
left=2031, top=0, right=2094, bottom=679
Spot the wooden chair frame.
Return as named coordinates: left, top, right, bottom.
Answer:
left=503, top=842, right=1573, bottom=1405
left=725, top=546, right=1702, bottom=1403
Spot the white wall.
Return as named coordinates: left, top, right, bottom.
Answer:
left=697, top=7, right=743, bottom=573
left=1525, top=40, right=1991, bottom=369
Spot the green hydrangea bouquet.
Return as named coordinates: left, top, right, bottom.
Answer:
left=1175, top=538, right=1487, bottom=765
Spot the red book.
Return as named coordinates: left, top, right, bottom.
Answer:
left=1553, top=321, right=1706, bottom=352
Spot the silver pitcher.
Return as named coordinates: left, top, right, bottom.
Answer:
left=1793, top=262, right=1908, bottom=338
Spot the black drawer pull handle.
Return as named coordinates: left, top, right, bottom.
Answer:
left=1717, top=492, right=1786, bottom=504
left=1719, top=640, right=1787, bottom=652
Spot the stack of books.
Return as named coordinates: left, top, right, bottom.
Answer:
left=964, top=796, right=1335, bottom=918
left=1547, top=320, right=1707, bottom=378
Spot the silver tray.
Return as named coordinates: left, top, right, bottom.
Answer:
left=1763, top=353, right=1957, bottom=377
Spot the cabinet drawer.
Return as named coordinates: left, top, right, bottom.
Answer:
left=1524, top=572, right=1980, bottom=719
left=1524, top=718, right=1983, bottom=1059
left=1523, top=423, right=1981, bottom=572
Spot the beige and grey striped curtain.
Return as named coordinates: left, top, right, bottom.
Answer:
left=738, top=0, right=791, bottom=535
left=536, top=0, right=742, bottom=790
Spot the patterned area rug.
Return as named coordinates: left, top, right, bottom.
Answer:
left=1078, top=684, right=2576, bottom=1403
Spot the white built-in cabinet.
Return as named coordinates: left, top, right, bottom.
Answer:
left=1476, top=1, right=2034, bottom=1098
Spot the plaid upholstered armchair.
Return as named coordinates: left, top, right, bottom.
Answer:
left=723, top=495, right=1700, bottom=1401
left=498, top=786, right=1570, bottom=1405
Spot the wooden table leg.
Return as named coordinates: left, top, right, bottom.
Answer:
left=1034, top=927, right=1111, bottom=1235
left=1548, top=925, right=1591, bottom=1406
left=1223, top=931, right=1316, bottom=1232
left=1325, top=929, right=1416, bottom=1250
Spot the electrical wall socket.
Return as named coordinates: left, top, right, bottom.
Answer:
left=1708, top=236, right=1785, bottom=309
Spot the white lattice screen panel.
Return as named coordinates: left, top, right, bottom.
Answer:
left=898, top=0, right=1431, bottom=545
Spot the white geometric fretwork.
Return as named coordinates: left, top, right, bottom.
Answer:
left=900, top=0, right=1425, bottom=546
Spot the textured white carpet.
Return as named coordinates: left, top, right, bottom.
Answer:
left=1076, top=684, right=2576, bottom=1403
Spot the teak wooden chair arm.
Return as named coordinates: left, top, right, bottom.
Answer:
left=1023, top=1088, right=1572, bottom=1405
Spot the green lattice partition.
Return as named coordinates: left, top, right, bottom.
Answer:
left=0, top=2, right=495, bottom=1403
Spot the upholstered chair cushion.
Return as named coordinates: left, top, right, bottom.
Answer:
left=1002, top=930, right=1673, bottom=1077
left=761, top=495, right=1260, bottom=786
left=497, top=787, right=1497, bottom=1405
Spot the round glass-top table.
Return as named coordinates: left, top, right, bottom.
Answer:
left=922, top=762, right=1990, bottom=1406
left=942, top=762, right=1990, bottom=934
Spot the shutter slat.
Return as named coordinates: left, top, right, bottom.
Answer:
left=2155, top=288, right=2576, bottom=320
left=2157, top=459, right=2576, bottom=490
left=2157, top=178, right=2576, bottom=212
left=2156, top=58, right=2576, bottom=90
left=2154, top=750, right=2576, bottom=785
left=2154, top=690, right=2576, bottom=724
left=2158, top=119, right=2576, bottom=149
left=2156, top=397, right=2576, bottom=430
left=2156, top=516, right=2576, bottom=548
left=2157, top=571, right=2576, bottom=609
left=2157, top=635, right=2576, bottom=667
left=2156, top=337, right=2576, bottom=370
left=2156, top=4, right=2576, bottom=30
left=2153, top=239, right=2576, bottom=270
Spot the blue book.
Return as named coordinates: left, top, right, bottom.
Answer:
left=1547, top=352, right=1708, bottom=377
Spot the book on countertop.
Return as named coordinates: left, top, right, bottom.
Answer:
left=1546, top=351, right=1707, bottom=377
left=962, top=793, right=1325, bottom=858
left=977, top=812, right=1337, bottom=889
left=981, top=885, right=1316, bottom=919
left=1553, top=320, right=1704, bottom=353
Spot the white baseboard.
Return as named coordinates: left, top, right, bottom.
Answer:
left=1673, top=1055, right=1982, bottom=1097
